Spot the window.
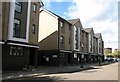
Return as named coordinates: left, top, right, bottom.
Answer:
left=74, top=53, right=77, bottom=58
left=32, top=24, right=36, bottom=34
left=15, top=1, right=22, bottom=13
left=69, top=38, right=70, bottom=44
left=60, top=21, right=64, bottom=28
left=17, top=47, right=23, bottom=56
left=10, top=46, right=23, bottom=56
left=69, top=25, right=71, bottom=30
left=60, top=36, right=64, bottom=43
left=82, top=42, right=84, bottom=47
left=75, top=43, right=78, bottom=49
left=33, top=3, right=37, bottom=12
left=10, top=46, right=16, bottom=55
left=13, top=19, right=21, bottom=38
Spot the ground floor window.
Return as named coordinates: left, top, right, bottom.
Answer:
left=10, top=46, right=23, bottom=56
left=74, top=53, right=77, bottom=58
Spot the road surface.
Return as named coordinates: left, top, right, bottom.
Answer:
left=39, top=62, right=118, bottom=80
left=4, top=62, right=118, bottom=81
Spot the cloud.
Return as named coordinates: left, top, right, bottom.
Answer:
left=64, top=0, right=119, bottom=50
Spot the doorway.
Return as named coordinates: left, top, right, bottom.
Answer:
left=29, top=48, right=36, bottom=66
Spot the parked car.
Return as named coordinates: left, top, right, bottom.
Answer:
left=106, top=57, right=114, bottom=63
left=115, top=58, right=120, bottom=62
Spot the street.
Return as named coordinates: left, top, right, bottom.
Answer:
left=40, top=62, right=118, bottom=80
left=7, top=62, right=118, bottom=81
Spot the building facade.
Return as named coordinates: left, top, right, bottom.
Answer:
left=95, top=33, right=104, bottom=61
left=1, top=1, right=40, bottom=71
left=38, top=9, right=104, bottom=66
left=38, top=9, right=72, bottom=66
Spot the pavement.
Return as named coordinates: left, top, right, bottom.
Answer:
left=2, top=61, right=117, bottom=80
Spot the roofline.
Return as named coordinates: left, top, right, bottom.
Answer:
left=40, top=8, right=71, bottom=24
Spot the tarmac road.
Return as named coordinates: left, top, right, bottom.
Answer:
left=39, top=62, right=118, bottom=80
left=2, top=62, right=119, bottom=81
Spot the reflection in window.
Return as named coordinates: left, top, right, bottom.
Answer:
left=13, top=19, right=21, bottom=38
left=15, top=1, right=22, bottom=13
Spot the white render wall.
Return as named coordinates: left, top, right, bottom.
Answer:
left=38, top=10, right=58, bottom=42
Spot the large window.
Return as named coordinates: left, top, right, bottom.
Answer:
left=15, top=1, right=22, bottom=13
left=32, top=24, right=36, bottom=34
left=10, top=46, right=23, bottom=56
left=13, top=19, right=21, bottom=38
left=33, top=3, right=37, bottom=12
left=60, top=36, right=64, bottom=44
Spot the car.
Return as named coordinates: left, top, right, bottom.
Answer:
left=116, top=58, right=120, bottom=61
left=106, top=57, right=114, bottom=63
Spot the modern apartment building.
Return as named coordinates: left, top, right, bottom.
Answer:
left=38, top=9, right=72, bottom=66
left=1, top=1, right=40, bottom=71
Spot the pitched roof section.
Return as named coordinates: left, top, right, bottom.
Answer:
left=84, top=28, right=93, bottom=33
left=67, top=18, right=80, bottom=25
left=95, top=33, right=103, bottom=40
left=95, top=33, right=101, bottom=38
left=40, top=8, right=70, bottom=23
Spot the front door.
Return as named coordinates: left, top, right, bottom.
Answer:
left=29, top=48, right=36, bottom=66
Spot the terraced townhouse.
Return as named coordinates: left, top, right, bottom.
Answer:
left=95, top=33, right=104, bottom=61
left=38, top=9, right=104, bottom=66
left=67, top=19, right=83, bottom=65
left=1, top=1, right=40, bottom=71
left=38, top=9, right=72, bottom=66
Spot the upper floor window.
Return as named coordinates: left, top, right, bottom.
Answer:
left=82, top=32, right=84, bottom=37
left=32, top=24, right=36, bottom=34
left=82, top=42, right=84, bottom=47
left=33, top=3, right=37, bottom=12
left=75, top=43, right=78, bottom=49
left=69, top=38, right=70, bottom=44
left=15, top=1, right=22, bottom=13
left=13, top=19, right=21, bottom=38
left=60, top=36, right=64, bottom=43
left=60, top=21, right=64, bottom=28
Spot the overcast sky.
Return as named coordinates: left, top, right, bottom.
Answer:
left=42, top=0, right=119, bottom=51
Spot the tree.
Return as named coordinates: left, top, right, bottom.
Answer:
left=111, top=50, right=120, bottom=58
left=104, top=49, right=112, bottom=57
